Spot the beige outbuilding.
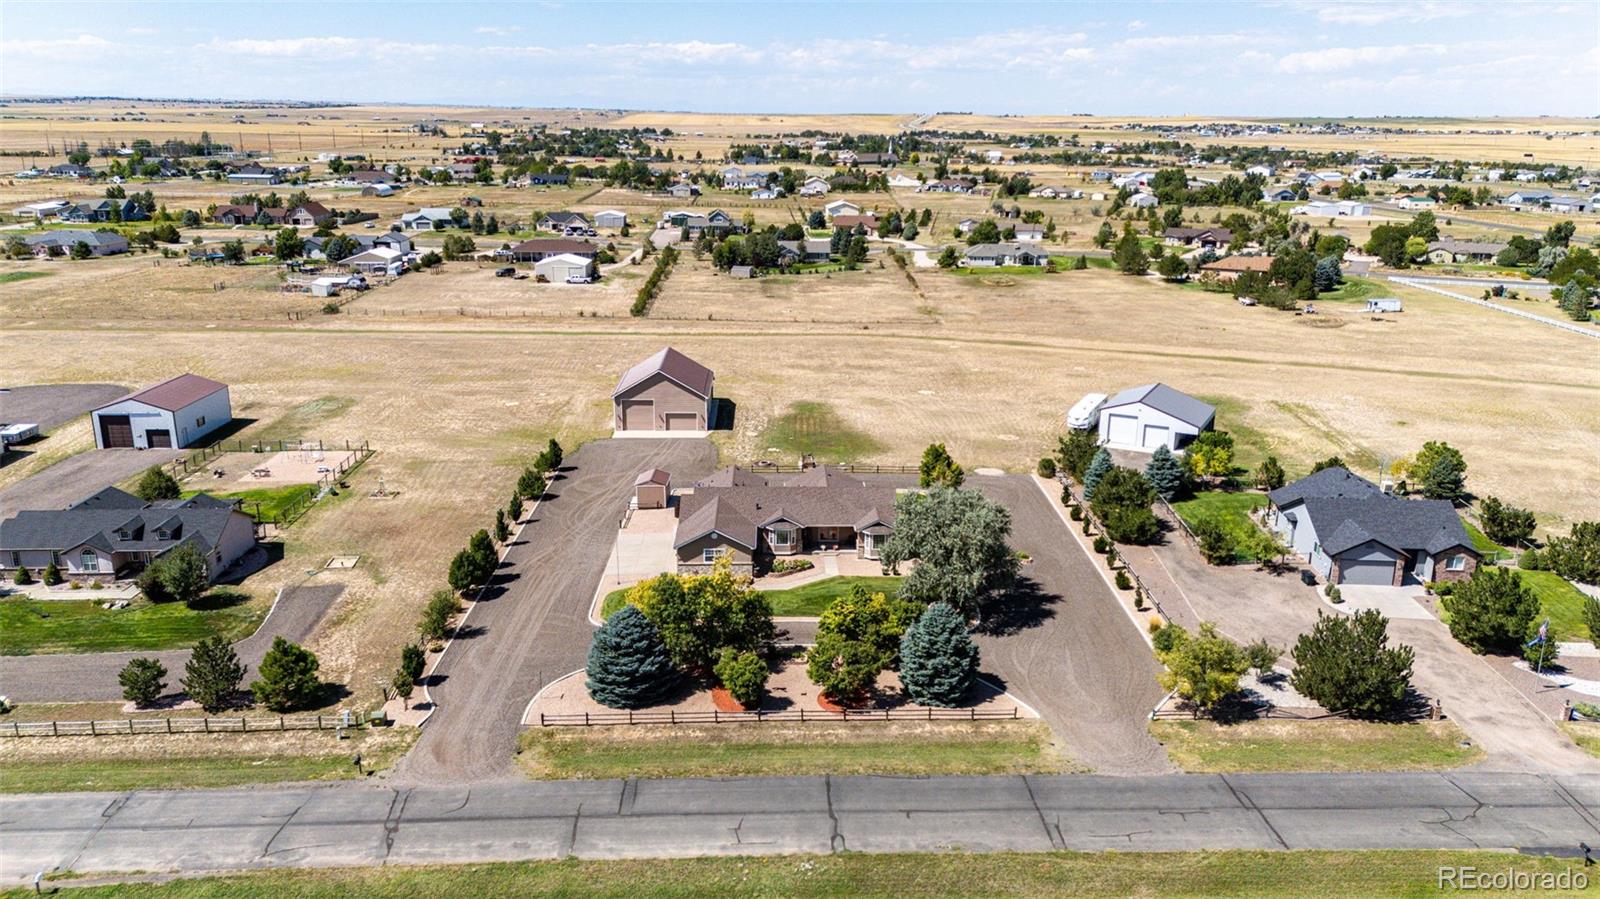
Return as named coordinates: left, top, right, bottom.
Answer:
left=612, top=347, right=715, bottom=432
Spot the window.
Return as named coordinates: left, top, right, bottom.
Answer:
left=195, top=415, right=206, bottom=427
left=8, top=551, right=18, bottom=567
left=80, top=550, right=98, bottom=573
left=701, top=547, right=728, bottom=563
left=1446, top=555, right=1467, bottom=571
left=50, top=551, right=61, bottom=566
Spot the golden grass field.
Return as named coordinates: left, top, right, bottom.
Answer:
left=2, top=101, right=1595, bottom=712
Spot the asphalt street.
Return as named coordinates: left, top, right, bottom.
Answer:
left=6, top=772, right=1600, bottom=881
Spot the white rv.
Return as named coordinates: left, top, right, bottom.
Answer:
left=1067, top=393, right=1108, bottom=431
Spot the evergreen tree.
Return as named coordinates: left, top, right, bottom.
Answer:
left=1291, top=610, right=1414, bottom=718
left=182, top=636, right=246, bottom=713
left=250, top=637, right=322, bottom=712
left=135, top=466, right=182, bottom=501
left=494, top=508, right=510, bottom=543
left=42, top=560, right=62, bottom=586
left=508, top=493, right=524, bottom=523
left=919, top=443, right=965, bottom=488
left=1441, top=567, right=1539, bottom=654
left=1255, top=456, right=1287, bottom=491
left=119, top=657, right=167, bottom=708
left=1082, top=449, right=1112, bottom=501
left=1144, top=445, right=1185, bottom=501
left=468, top=529, right=498, bottom=583
left=159, top=543, right=211, bottom=606
left=899, top=602, right=980, bottom=707
left=447, top=549, right=477, bottom=592
left=586, top=605, right=678, bottom=709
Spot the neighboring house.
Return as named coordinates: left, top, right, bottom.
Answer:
left=1097, top=383, right=1215, bottom=453
left=1426, top=239, right=1507, bottom=264
left=723, top=170, right=767, bottom=190
left=344, top=170, right=393, bottom=185
left=213, top=203, right=262, bottom=225
left=1546, top=196, right=1589, bottom=214
left=48, top=163, right=95, bottom=179
left=963, top=242, right=1047, bottom=267
left=1163, top=227, right=1233, bottom=249
left=534, top=252, right=597, bottom=283
left=59, top=198, right=145, bottom=223
left=227, top=164, right=281, bottom=185
left=91, top=374, right=231, bottom=450
left=750, top=186, right=783, bottom=200
left=854, top=152, right=898, bottom=167
left=830, top=214, right=878, bottom=230
left=539, top=211, right=592, bottom=233
left=1501, top=190, right=1551, bottom=210
left=1245, top=164, right=1276, bottom=178
left=1262, top=187, right=1299, bottom=202
left=524, top=172, right=569, bottom=186
left=594, top=209, right=628, bottom=229
left=12, top=199, right=71, bottom=219
left=983, top=149, right=1004, bottom=164
left=920, top=178, right=976, bottom=193
left=1265, top=467, right=1479, bottom=586
left=672, top=465, right=898, bottom=575
left=342, top=247, right=406, bottom=275
left=1393, top=195, right=1436, bottom=210
left=612, top=347, right=715, bottom=432
left=660, top=209, right=734, bottom=237
left=824, top=200, right=862, bottom=219
left=0, top=487, right=257, bottom=585
left=1200, top=255, right=1273, bottom=282
left=25, top=230, right=129, bottom=257
left=287, top=202, right=334, bottom=227
left=1126, top=193, right=1159, bottom=209
left=1013, top=224, right=1045, bottom=242
left=667, top=182, right=700, bottom=199
left=374, top=231, right=414, bottom=253
left=508, top=238, right=598, bottom=262
left=401, top=207, right=455, bottom=230
left=777, top=238, right=832, bottom=263
left=798, top=176, right=830, bottom=197
left=1290, top=200, right=1370, bottom=217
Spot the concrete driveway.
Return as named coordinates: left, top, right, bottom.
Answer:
left=398, top=438, right=718, bottom=784
left=1337, top=584, right=1435, bottom=621
left=0, top=447, right=182, bottom=514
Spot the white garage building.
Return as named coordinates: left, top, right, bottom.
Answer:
left=91, top=374, right=232, bottom=450
left=1097, top=383, right=1215, bottom=453
left=535, top=253, right=597, bottom=283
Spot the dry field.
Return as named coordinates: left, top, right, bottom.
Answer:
left=345, top=261, right=643, bottom=319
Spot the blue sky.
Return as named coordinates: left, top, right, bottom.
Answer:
left=3, top=1, right=1597, bottom=116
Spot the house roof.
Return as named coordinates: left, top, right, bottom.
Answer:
left=964, top=242, right=1041, bottom=259
left=829, top=215, right=878, bottom=228
left=534, top=252, right=594, bottom=268
left=1101, top=383, right=1215, bottom=428
left=541, top=211, right=590, bottom=225
left=1302, top=495, right=1474, bottom=557
left=1164, top=227, right=1234, bottom=244
left=673, top=496, right=757, bottom=550
left=99, top=374, right=226, bottom=413
left=1427, top=238, right=1508, bottom=256
left=675, top=466, right=898, bottom=549
left=613, top=347, right=714, bottom=399
left=0, top=487, right=244, bottom=559
left=1201, top=255, right=1274, bottom=273
left=292, top=201, right=331, bottom=218
left=406, top=207, right=453, bottom=219
left=25, top=230, right=128, bottom=249
left=1266, top=466, right=1381, bottom=507
left=634, top=469, right=671, bottom=487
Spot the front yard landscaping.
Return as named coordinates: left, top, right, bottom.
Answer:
left=184, top=483, right=317, bottom=523
left=0, top=591, right=266, bottom=655
left=1171, top=490, right=1267, bottom=562
left=601, top=574, right=903, bottom=619
left=519, top=720, right=1064, bottom=779
left=1149, top=719, right=1481, bottom=772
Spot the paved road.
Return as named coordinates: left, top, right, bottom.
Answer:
left=0, top=583, right=344, bottom=702
left=6, top=771, right=1600, bottom=881
left=397, top=438, right=718, bottom=783
left=0, top=384, right=127, bottom=432
left=967, top=474, right=1170, bottom=775
left=0, top=447, right=182, bottom=515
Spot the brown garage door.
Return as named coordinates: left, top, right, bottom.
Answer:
left=663, top=412, right=699, bottom=431
left=147, top=429, right=172, bottom=448
left=619, top=400, right=654, bottom=430
left=99, top=414, right=133, bottom=448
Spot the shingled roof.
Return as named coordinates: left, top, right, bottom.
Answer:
left=1304, top=495, right=1472, bottom=557
left=1267, top=466, right=1382, bottom=507
left=0, top=488, right=243, bottom=558
left=613, top=347, right=714, bottom=399
left=674, top=466, right=898, bottom=549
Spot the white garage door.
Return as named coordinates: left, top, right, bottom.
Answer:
left=1141, top=424, right=1170, bottom=450
left=1107, top=414, right=1138, bottom=446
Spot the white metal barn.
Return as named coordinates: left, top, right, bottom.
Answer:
left=535, top=253, right=597, bottom=283
left=594, top=210, right=628, bottom=229
left=91, top=374, right=231, bottom=450
left=1096, top=383, right=1216, bottom=453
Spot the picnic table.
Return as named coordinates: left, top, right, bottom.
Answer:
left=251, top=468, right=272, bottom=478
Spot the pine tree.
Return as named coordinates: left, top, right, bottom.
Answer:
left=119, top=657, right=167, bottom=708
left=508, top=493, right=524, bottom=523
left=182, top=636, right=245, bottom=713
left=899, top=602, right=980, bottom=707
left=1082, top=449, right=1113, bottom=501
left=586, top=606, right=679, bottom=709
left=135, top=466, right=181, bottom=501
left=1144, top=445, right=1185, bottom=502
left=494, top=508, right=510, bottom=543
left=468, top=529, right=498, bottom=583
left=250, top=637, right=322, bottom=712
left=1255, top=456, right=1286, bottom=491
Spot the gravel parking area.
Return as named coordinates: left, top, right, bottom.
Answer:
left=0, top=447, right=181, bottom=513
left=0, top=383, right=127, bottom=432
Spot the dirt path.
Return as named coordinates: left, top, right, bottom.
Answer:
left=395, top=438, right=718, bottom=784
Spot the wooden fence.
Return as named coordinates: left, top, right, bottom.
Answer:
left=2, top=714, right=364, bottom=738
left=537, top=706, right=1021, bottom=727
left=1149, top=703, right=1352, bottom=722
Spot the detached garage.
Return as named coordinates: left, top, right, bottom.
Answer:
left=92, top=374, right=231, bottom=450
left=1097, top=383, right=1215, bottom=454
left=612, top=348, right=715, bottom=433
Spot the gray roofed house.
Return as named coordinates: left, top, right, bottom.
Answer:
left=0, top=487, right=258, bottom=584
left=673, top=466, right=900, bottom=574
left=1265, top=467, right=1479, bottom=586
left=963, top=242, right=1047, bottom=267
left=25, top=229, right=129, bottom=256
left=777, top=239, right=831, bottom=263
left=538, top=211, right=591, bottom=232
left=1426, top=238, right=1508, bottom=264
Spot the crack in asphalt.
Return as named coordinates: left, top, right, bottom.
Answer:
left=380, top=788, right=408, bottom=863
left=1089, top=829, right=1154, bottom=843
left=62, top=794, right=129, bottom=874
left=259, top=796, right=309, bottom=859
left=824, top=776, right=845, bottom=853
left=563, top=801, right=583, bottom=859
left=1221, top=776, right=1289, bottom=850
left=1021, top=775, right=1065, bottom=850
left=1547, top=777, right=1600, bottom=838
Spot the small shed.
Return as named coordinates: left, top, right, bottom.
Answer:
left=634, top=469, right=671, bottom=510
left=728, top=265, right=754, bottom=279
left=310, top=276, right=345, bottom=297
left=1364, top=298, right=1403, bottom=313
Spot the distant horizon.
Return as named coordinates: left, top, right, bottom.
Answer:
left=3, top=0, right=1596, bottom=117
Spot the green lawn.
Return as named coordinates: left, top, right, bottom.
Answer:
left=185, top=483, right=316, bottom=522
left=1461, top=519, right=1500, bottom=554
left=0, top=271, right=51, bottom=285
left=1516, top=569, right=1592, bottom=643
left=32, top=850, right=1593, bottom=897
left=0, top=591, right=265, bottom=656
left=762, top=400, right=885, bottom=462
left=601, top=575, right=904, bottom=620
left=1150, top=719, right=1482, bottom=773
left=1316, top=276, right=1384, bottom=303
left=521, top=721, right=1059, bottom=779
left=1171, top=490, right=1268, bottom=562
left=950, top=264, right=1051, bottom=275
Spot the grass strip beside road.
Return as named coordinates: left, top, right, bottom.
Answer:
left=29, top=850, right=1592, bottom=897
left=600, top=575, right=904, bottom=620
left=0, top=591, right=266, bottom=656
left=1150, top=719, right=1482, bottom=773
left=519, top=721, right=1063, bottom=779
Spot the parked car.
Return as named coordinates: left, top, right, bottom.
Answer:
left=495, top=266, right=516, bottom=278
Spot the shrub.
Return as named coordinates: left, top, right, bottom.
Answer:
left=13, top=566, right=34, bottom=585
left=1151, top=621, right=1188, bottom=655
left=1102, top=504, right=1161, bottom=545
left=1524, top=634, right=1560, bottom=668
left=1243, top=639, right=1281, bottom=676
left=627, top=564, right=775, bottom=672
left=1546, top=521, right=1600, bottom=584
left=1326, top=585, right=1343, bottom=604
left=418, top=588, right=462, bottom=642
left=1036, top=457, right=1057, bottom=478
left=119, top=657, right=167, bottom=708
left=134, top=466, right=181, bottom=501
left=816, top=584, right=923, bottom=665
left=42, top=561, right=62, bottom=586
left=1586, top=596, right=1600, bottom=649
left=1093, top=535, right=1110, bottom=554
left=1060, top=485, right=1073, bottom=507
left=181, top=636, right=246, bottom=714
left=807, top=631, right=884, bottom=702
left=1114, top=570, right=1132, bottom=590
left=899, top=603, right=981, bottom=707
left=714, top=648, right=768, bottom=708
left=1193, top=518, right=1235, bottom=565
left=321, top=302, right=341, bottom=315
left=1440, top=567, right=1539, bottom=654
left=586, top=605, right=679, bottom=709
left=143, top=543, right=209, bottom=606
left=137, top=564, right=173, bottom=602
left=250, top=637, right=323, bottom=712
left=1291, top=610, right=1414, bottom=718
left=1519, top=548, right=1547, bottom=570
left=1069, top=505, right=1083, bottom=521
left=1157, top=622, right=1248, bottom=713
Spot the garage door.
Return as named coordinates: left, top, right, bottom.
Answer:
left=619, top=400, right=654, bottom=430
left=98, top=414, right=133, bottom=448
left=663, top=413, right=699, bottom=431
left=147, top=429, right=172, bottom=448
left=1339, top=559, right=1395, bottom=586
left=1107, top=414, right=1138, bottom=446
left=1141, top=424, right=1170, bottom=450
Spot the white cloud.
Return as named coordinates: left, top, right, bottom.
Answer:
left=2, top=34, right=119, bottom=57
left=1127, top=19, right=1147, bottom=31
left=474, top=25, right=521, bottom=36
left=128, top=26, right=158, bottom=36
left=1289, top=1, right=1471, bottom=26
left=1276, top=43, right=1446, bottom=74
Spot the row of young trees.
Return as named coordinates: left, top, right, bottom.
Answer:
left=119, top=635, right=322, bottom=714
left=632, top=245, right=678, bottom=316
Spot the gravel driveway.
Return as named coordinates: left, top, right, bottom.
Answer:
left=0, top=447, right=182, bottom=514
left=0, top=384, right=128, bottom=432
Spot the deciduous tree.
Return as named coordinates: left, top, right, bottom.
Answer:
left=880, top=489, right=1018, bottom=619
